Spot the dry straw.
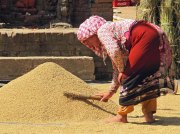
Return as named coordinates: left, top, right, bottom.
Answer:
left=160, top=0, right=175, bottom=44
left=0, top=62, right=118, bottom=123
left=173, top=0, right=180, bottom=78
left=160, top=0, right=180, bottom=78
left=137, top=0, right=161, bottom=25
left=138, top=0, right=180, bottom=78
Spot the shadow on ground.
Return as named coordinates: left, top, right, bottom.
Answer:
left=131, top=115, right=180, bottom=126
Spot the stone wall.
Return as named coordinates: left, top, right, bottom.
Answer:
left=0, top=28, right=113, bottom=80
left=71, top=0, right=113, bottom=27
left=0, top=0, right=114, bottom=80
left=0, top=0, right=113, bottom=27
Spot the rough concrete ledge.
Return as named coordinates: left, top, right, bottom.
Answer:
left=0, top=28, right=114, bottom=80
left=0, top=56, right=95, bottom=81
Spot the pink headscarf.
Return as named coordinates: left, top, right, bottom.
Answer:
left=77, top=15, right=107, bottom=41
left=77, top=15, right=107, bottom=58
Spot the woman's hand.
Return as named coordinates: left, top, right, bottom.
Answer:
left=118, top=73, right=123, bottom=82
left=94, top=91, right=115, bottom=102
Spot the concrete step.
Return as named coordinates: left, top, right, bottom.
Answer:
left=0, top=56, right=95, bottom=81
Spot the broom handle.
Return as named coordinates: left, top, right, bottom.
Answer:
left=87, top=95, right=101, bottom=100
left=87, top=95, right=108, bottom=102
left=63, top=92, right=108, bottom=102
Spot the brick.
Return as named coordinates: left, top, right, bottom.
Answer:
left=0, top=43, right=4, bottom=51
left=1, top=33, right=8, bottom=43
left=95, top=0, right=112, bottom=3
left=95, top=62, right=104, bottom=67
left=91, top=12, right=113, bottom=20
left=80, top=51, right=94, bottom=56
left=33, top=33, right=40, bottom=42
left=12, top=43, right=26, bottom=52
left=56, top=33, right=64, bottom=41
left=13, top=33, right=22, bottom=43
left=26, top=43, right=39, bottom=51
left=28, top=33, right=35, bottom=42
left=45, top=32, right=52, bottom=41
left=53, top=42, right=73, bottom=51
left=0, top=33, right=2, bottom=43
left=28, top=50, right=41, bottom=56
left=91, top=3, right=112, bottom=8
left=73, top=12, right=90, bottom=18
left=51, top=51, right=61, bottom=56
left=1, top=51, right=10, bottom=56
left=39, top=32, right=46, bottom=42
left=91, top=7, right=113, bottom=12
left=60, top=50, right=71, bottom=56
left=22, top=33, right=29, bottom=43
left=75, top=7, right=90, bottom=12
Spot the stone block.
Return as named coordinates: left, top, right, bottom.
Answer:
left=0, top=56, right=95, bottom=81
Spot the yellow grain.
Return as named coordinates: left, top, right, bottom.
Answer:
left=0, top=62, right=118, bottom=123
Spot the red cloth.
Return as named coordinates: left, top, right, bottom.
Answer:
left=122, top=22, right=160, bottom=79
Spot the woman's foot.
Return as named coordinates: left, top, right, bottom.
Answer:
left=105, top=114, right=128, bottom=123
left=144, top=112, right=155, bottom=123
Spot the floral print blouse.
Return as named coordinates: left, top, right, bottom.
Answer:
left=97, top=19, right=135, bottom=92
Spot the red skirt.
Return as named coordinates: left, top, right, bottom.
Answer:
left=122, top=21, right=160, bottom=79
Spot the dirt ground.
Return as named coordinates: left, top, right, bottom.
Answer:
left=113, top=6, right=138, bottom=21
left=0, top=81, right=179, bottom=134
left=0, top=7, right=179, bottom=134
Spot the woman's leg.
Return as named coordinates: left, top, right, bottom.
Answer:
left=141, top=98, right=157, bottom=123
left=119, top=22, right=161, bottom=123
left=106, top=105, right=134, bottom=123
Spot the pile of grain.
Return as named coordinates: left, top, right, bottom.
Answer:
left=0, top=62, right=117, bottom=123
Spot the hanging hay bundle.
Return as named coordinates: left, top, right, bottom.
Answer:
left=173, top=0, right=180, bottom=78
left=160, top=0, right=178, bottom=77
left=173, top=0, right=180, bottom=54
left=137, top=0, right=180, bottom=78
left=137, top=0, right=161, bottom=25
left=160, top=0, right=175, bottom=44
